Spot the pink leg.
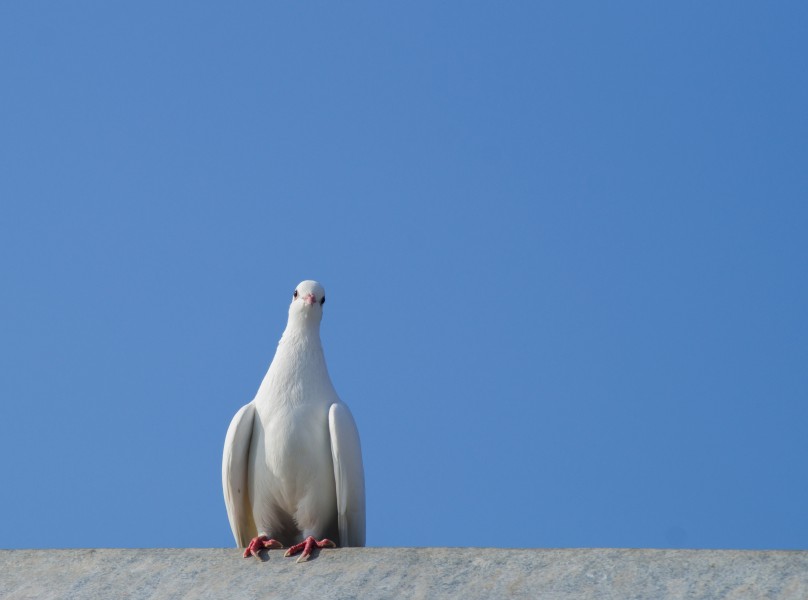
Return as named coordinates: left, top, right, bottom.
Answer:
left=243, top=535, right=284, bottom=558
left=284, top=536, right=336, bottom=562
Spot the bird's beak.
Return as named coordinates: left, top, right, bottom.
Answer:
left=303, top=293, right=317, bottom=305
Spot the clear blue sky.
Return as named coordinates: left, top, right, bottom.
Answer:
left=1, top=2, right=807, bottom=551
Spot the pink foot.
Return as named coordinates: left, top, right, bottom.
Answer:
left=243, top=535, right=284, bottom=558
left=284, top=536, right=336, bottom=562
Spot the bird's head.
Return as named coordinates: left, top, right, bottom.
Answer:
left=287, top=280, right=326, bottom=326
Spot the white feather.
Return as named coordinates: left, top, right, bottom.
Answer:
left=222, top=403, right=257, bottom=547
left=329, top=402, right=366, bottom=547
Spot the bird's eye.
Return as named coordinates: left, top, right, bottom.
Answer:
left=320, top=296, right=325, bottom=306
left=293, top=290, right=298, bottom=299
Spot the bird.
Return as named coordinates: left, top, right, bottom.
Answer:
left=222, top=280, right=366, bottom=561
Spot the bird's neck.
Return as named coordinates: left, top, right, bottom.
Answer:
left=255, top=321, right=332, bottom=400
left=277, top=322, right=323, bottom=357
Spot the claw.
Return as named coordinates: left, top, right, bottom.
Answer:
left=284, top=536, right=336, bottom=562
left=243, top=535, right=284, bottom=559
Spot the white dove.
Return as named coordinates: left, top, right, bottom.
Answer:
left=222, top=280, right=366, bottom=561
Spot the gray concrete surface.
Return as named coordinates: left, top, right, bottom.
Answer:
left=1, top=547, right=807, bottom=600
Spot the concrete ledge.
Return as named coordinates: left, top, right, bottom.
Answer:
left=2, top=547, right=807, bottom=599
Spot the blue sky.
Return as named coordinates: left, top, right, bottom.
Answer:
left=2, top=2, right=807, bottom=551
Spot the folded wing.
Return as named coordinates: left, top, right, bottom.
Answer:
left=222, top=402, right=257, bottom=547
left=328, top=402, right=366, bottom=547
